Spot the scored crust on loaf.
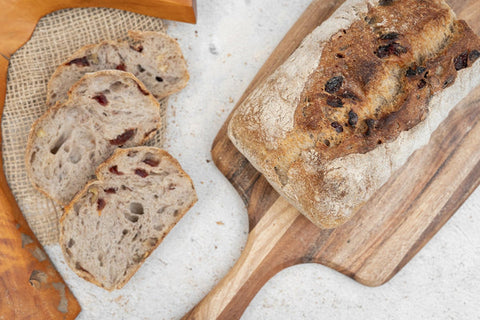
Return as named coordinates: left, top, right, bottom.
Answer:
left=60, top=147, right=197, bottom=291
left=228, top=0, right=480, bottom=228
left=26, top=70, right=161, bottom=206
left=47, top=30, right=189, bottom=107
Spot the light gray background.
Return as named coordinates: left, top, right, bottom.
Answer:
left=45, top=0, right=480, bottom=319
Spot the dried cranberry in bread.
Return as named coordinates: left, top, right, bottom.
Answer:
left=26, top=70, right=161, bottom=206
left=60, top=147, right=197, bottom=290
left=47, top=30, right=189, bottom=107
left=228, top=0, right=480, bottom=228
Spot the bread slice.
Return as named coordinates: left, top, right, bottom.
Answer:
left=26, top=70, right=161, bottom=206
left=228, top=0, right=480, bottom=228
left=47, top=30, right=189, bottom=107
left=59, top=147, right=197, bottom=290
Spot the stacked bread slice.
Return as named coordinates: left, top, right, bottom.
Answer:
left=26, top=31, right=196, bottom=290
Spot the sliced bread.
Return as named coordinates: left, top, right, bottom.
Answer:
left=47, top=30, right=189, bottom=107
left=60, top=147, right=197, bottom=290
left=26, top=70, right=161, bottom=206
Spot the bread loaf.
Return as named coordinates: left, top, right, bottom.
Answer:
left=60, top=147, right=197, bottom=290
left=228, top=0, right=480, bottom=228
left=26, top=70, right=161, bottom=206
left=47, top=30, right=189, bottom=107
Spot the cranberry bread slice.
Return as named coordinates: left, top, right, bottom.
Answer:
left=26, top=70, right=161, bottom=206
left=60, top=147, right=197, bottom=290
left=47, top=30, right=189, bottom=107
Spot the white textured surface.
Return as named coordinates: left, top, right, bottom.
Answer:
left=44, top=0, right=480, bottom=319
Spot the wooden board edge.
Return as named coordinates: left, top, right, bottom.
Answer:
left=0, top=56, right=81, bottom=319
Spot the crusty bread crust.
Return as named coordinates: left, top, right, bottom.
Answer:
left=60, top=147, right=197, bottom=290
left=26, top=70, right=161, bottom=206
left=228, top=0, right=480, bottom=228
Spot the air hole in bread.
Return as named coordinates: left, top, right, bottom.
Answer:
left=132, top=253, right=142, bottom=263
left=110, top=81, right=127, bottom=92
left=64, top=145, right=70, bottom=153
left=73, top=202, right=81, bottom=216
left=121, top=185, right=132, bottom=191
left=75, top=262, right=91, bottom=275
left=154, top=224, right=164, bottom=231
left=124, top=212, right=139, bottom=223
left=127, top=150, right=138, bottom=157
left=129, top=202, right=144, bottom=215
left=98, top=254, right=104, bottom=267
left=67, top=238, right=75, bottom=248
left=145, top=238, right=157, bottom=247
left=122, top=229, right=129, bottom=235
left=68, top=148, right=82, bottom=164
left=274, top=166, right=289, bottom=186
left=50, top=132, right=69, bottom=155
left=30, top=151, right=36, bottom=164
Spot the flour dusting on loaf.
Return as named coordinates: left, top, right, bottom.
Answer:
left=241, top=0, right=369, bottom=149
left=229, top=0, right=480, bottom=228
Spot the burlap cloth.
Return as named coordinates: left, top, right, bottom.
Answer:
left=2, top=8, right=168, bottom=245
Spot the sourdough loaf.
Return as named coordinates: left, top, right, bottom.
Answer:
left=60, top=147, right=197, bottom=290
left=26, top=70, right=161, bottom=206
left=228, top=0, right=480, bottom=228
left=47, top=30, right=188, bottom=107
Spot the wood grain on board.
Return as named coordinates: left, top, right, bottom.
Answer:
left=0, top=0, right=196, bottom=318
left=184, top=0, right=480, bottom=319
left=0, top=55, right=81, bottom=320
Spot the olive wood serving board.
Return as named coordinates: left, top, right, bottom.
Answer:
left=0, top=1, right=196, bottom=319
left=183, top=0, right=480, bottom=319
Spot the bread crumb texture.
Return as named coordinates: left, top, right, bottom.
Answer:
left=60, top=147, right=197, bottom=290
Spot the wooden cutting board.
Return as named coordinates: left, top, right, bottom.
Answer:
left=0, top=1, right=196, bottom=319
left=183, top=0, right=480, bottom=319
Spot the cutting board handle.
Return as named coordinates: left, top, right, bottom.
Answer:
left=183, top=197, right=303, bottom=320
